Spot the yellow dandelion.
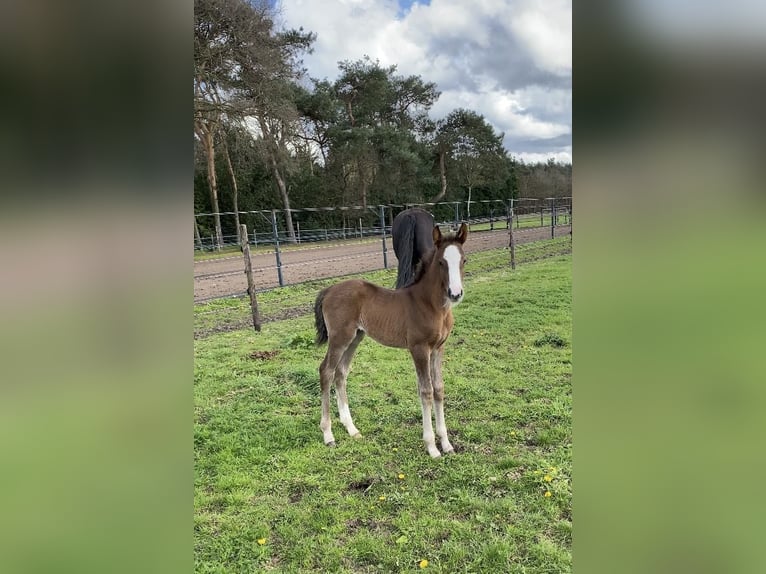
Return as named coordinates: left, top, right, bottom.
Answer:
left=419, top=559, right=429, bottom=569
left=398, top=473, right=405, bottom=480
left=257, top=538, right=267, bottom=545
left=510, top=431, right=516, bottom=437
left=379, top=495, right=386, bottom=501
left=543, top=475, right=553, bottom=482
left=393, top=447, right=398, bottom=452
left=544, top=491, right=552, bottom=498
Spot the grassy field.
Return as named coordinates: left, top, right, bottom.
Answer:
left=194, top=253, right=572, bottom=573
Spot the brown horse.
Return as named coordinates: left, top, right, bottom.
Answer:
left=314, top=223, right=468, bottom=458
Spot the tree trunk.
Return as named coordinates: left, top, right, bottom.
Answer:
left=257, top=113, right=297, bottom=244
left=430, top=150, right=448, bottom=203
left=222, top=139, right=241, bottom=244
left=467, top=184, right=472, bottom=220
left=269, top=155, right=297, bottom=243
left=195, top=121, right=223, bottom=249
left=360, top=160, right=368, bottom=209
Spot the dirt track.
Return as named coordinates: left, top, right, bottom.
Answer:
left=194, top=225, right=571, bottom=303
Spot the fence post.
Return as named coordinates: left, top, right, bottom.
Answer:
left=550, top=197, right=556, bottom=239
left=252, top=228, right=257, bottom=248
left=271, top=210, right=284, bottom=287
left=296, top=221, right=301, bottom=244
left=508, top=199, right=516, bottom=270
left=540, top=201, right=544, bottom=227
left=379, top=205, right=389, bottom=269
left=239, top=224, right=262, bottom=332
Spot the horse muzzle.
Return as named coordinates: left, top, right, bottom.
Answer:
left=448, top=289, right=463, bottom=303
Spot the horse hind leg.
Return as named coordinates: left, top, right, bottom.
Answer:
left=319, top=345, right=344, bottom=447
left=335, top=330, right=365, bottom=439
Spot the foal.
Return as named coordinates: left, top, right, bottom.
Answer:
left=314, top=223, right=468, bottom=458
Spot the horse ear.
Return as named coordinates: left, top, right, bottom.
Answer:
left=432, top=225, right=442, bottom=244
left=457, top=222, right=469, bottom=244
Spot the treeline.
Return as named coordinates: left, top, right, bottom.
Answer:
left=194, top=0, right=571, bottom=245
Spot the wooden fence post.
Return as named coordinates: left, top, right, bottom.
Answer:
left=240, top=224, right=261, bottom=332
left=508, top=199, right=516, bottom=270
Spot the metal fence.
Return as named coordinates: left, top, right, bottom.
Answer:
left=194, top=198, right=572, bottom=337
left=194, top=197, right=572, bottom=252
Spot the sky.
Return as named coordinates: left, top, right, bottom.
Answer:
left=277, top=0, right=572, bottom=164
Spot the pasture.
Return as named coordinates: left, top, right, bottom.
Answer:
left=194, top=252, right=572, bottom=573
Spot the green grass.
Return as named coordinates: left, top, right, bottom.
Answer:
left=194, top=254, right=572, bottom=573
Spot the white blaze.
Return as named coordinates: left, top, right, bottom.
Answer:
left=443, top=245, right=463, bottom=301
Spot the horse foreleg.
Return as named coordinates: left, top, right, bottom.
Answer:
left=430, top=346, right=454, bottom=454
left=411, top=346, right=440, bottom=458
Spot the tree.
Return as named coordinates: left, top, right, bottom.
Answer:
left=433, top=109, right=509, bottom=213
left=194, top=0, right=314, bottom=244
left=325, top=57, right=439, bottom=208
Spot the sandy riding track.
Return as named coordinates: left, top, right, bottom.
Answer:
left=194, top=225, right=571, bottom=303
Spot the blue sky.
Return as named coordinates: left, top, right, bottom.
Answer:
left=278, top=0, right=571, bottom=163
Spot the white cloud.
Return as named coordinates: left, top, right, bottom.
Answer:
left=516, top=150, right=572, bottom=164
left=278, top=0, right=571, bottom=162
left=508, top=0, right=572, bottom=76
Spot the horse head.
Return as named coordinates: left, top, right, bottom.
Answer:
left=432, top=223, right=468, bottom=306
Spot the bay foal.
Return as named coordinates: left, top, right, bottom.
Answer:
left=314, top=223, right=468, bottom=458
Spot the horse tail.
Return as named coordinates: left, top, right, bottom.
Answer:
left=395, top=214, right=416, bottom=289
left=314, top=287, right=329, bottom=345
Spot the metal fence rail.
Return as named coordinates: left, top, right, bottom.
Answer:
left=194, top=198, right=572, bottom=252
left=194, top=198, right=572, bottom=336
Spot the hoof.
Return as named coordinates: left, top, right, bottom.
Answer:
left=428, top=449, right=442, bottom=459
left=352, top=432, right=363, bottom=440
left=326, top=441, right=336, bottom=448
left=442, top=447, right=455, bottom=455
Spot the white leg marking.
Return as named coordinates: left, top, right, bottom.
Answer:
left=421, top=399, right=441, bottom=458
left=434, top=399, right=453, bottom=453
left=337, top=396, right=361, bottom=438
left=320, top=406, right=335, bottom=446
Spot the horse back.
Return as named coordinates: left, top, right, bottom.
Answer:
left=322, top=279, right=413, bottom=348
